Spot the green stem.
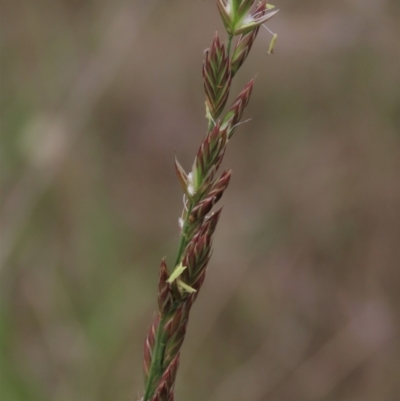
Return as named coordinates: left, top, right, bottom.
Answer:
left=173, top=201, right=194, bottom=268
left=227, top=34, right=233, bottom=56
left=143, top=316, right=168, bottom=401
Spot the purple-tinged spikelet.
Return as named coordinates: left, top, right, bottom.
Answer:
left=174, top=157, right=191, bottom=198
left=192, top=123, right=228, bottom=195
left=144, top=315, right=159, bottom=380
left=203, top=34, right=232, bottom=120
left=189, top=170, right=231, bottom=222
left=149, top=354, right=179, bottom=401
left=221, top=78, right=254, bottom=138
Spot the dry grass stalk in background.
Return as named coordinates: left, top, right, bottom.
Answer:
left=140, top=2, right=278, bottom=400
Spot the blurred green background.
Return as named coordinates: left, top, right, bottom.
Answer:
left=1, top=0, right=400, bottom=400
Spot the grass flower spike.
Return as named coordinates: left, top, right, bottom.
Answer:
left=140, top=1, right=278, bottom=400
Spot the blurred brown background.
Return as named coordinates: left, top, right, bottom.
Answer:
left=1, top=0, right=400, bottom=400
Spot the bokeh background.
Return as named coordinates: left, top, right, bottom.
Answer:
left=1, top=0, right=400, bottom=400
